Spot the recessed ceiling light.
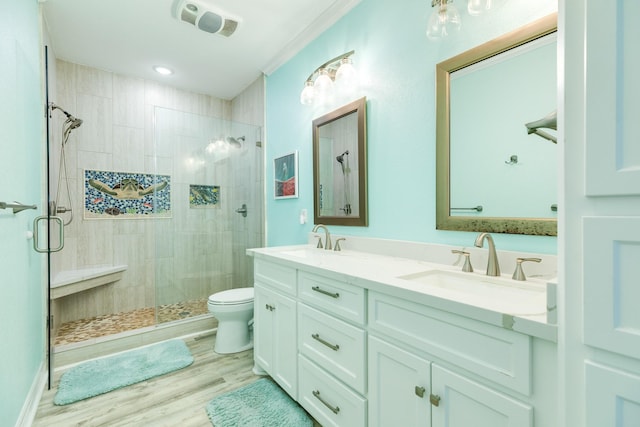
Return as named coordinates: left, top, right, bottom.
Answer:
left=153, top=66, right=173, bottom=75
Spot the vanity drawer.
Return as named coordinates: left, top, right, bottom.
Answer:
left=298, top=271, right=365, bottom=324
left=368, top=291, right=531, bottom=395
left=298, top=303, right=366, bottom=394
left=254, top=259, right=297, bottom=296
left=298, top=355, right=366, bottom=427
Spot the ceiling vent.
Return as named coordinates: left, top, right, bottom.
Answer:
left=174, top=0, right=240, bottom=37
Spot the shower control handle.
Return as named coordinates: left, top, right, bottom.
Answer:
left=235, top=204, right=248, bottom=217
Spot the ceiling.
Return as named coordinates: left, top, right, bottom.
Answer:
left=41, top=0, right=360, bottom=100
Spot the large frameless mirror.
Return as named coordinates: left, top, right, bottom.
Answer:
left=436, top=14, right=558, bottom=236
left=313, top=97, right=368, bottom=226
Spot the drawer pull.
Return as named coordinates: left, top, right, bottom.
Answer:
left=312, top=333, right=340, bottom=351
left=430, top=394, right=441, bottom=407
left=265, top=304, right=275, bottom=311
left=312, top=390, right=340, bottom=414
left=312, top=286, right=340, bottom=299
left=415, top=386, right=426, bottom=398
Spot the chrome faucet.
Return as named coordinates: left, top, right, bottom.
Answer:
left=474, top=232, right=500, bottom=276
left=312, top=224, right=332, bottom=250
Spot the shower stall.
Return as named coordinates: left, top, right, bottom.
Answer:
left=48, top=104, right=263, bottom=351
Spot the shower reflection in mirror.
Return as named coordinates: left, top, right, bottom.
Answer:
left=313, top=97, right=367, bottom=227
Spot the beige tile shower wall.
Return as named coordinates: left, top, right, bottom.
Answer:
left=51, top=60, right=234, bottom=323
left=230, top=76, right=265, bottom=289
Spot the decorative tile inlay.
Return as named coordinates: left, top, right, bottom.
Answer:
left=189, top=185, right=220, bottom=208
left=84, top=169, right=171, bottom=219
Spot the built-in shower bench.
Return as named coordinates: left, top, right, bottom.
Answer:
left=50, top=265, right=128, bottom=299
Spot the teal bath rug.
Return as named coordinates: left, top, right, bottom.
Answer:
left=206, top=378, right=313, bottom=427
left=54, top=339, right=194, bottom=405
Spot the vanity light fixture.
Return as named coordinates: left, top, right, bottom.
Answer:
left=426, top=0, right=494, bottom=40
left=300, top=50, right=357, bottom=106
left=153, top=66, right=173, bottom=75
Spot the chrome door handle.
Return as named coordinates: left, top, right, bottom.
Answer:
left=0, top=201, right=37, bottom=214
left=33, top=215, right=64, bottom=253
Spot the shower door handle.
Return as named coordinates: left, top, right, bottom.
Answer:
left=33, top=215, right=64, bottom=253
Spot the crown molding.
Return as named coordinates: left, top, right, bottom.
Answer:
left=260, top=0, right=361, bottom=75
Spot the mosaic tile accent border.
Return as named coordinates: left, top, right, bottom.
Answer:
left=84, top=169, right=171, bottom=219
left=189, top=184, right=220, bottom=208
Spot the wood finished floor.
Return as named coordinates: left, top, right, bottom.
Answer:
left=34, top=332, right=307, bottom=427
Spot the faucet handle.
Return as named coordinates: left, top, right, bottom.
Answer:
left=334, top=238, right=345, bottom=251
left=512, top=257, right=542, bottom=281
left=314, top=234, right=323, bottom=249
left=452, top=250, right=473, bottom=273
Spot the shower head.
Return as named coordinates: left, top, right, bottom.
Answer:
left=67, top=117, right=83, bottom=129
left=226, top=135, right=245, bottom=147
left=336, top=150, right=349, bottom=164
left=51, top=103, right=83, bottom=130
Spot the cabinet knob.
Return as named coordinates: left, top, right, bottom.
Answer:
left=430, top=394, right=441, bottom=407
left=415, top=386, right=426, bottom=398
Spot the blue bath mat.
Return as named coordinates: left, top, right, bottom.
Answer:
left=54, top=339, right=194, bottom=405
left=206, top=378, right=313, bottom=427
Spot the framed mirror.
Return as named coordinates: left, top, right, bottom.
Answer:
left=436, top=14, right=558, bottom=236
left=313, top=97, right=368, bottom=226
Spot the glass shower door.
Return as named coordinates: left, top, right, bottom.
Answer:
left=152, top=107, right=263, bottom=324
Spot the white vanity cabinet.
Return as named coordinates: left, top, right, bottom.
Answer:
left=250, top=251, right=557, bottom=427
left=253, top=260, right=298, bottom=399
left=368, top=291, right=543, bottom=427
left=297, top=271, right=367, bottom=427
left=368, top=335, right=534, bottom=427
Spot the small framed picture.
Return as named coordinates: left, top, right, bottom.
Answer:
left=274, top=151, right=298, bottom=199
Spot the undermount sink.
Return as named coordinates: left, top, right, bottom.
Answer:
left=396, top=269, right=547, bottom=316
left=278, top=248, right=315, bottom=258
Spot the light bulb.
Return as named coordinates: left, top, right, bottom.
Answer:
left=426, top=0, right=462, bottom=40
left=314, top=68, right=334, bottom=104
left=335, top=57, right=358, bottom=95
left=205, top=140, right=216, bottom=154
left=300, top=80, right=316, bottom=105
left=467, top=0, right=491, bottom=16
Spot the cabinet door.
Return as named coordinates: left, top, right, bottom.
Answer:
left=431, top=365, right=532, bottom=427
left=272, top=289, right=298, bottom=399
left=254, top=284, right=298, bottom=398
left=254, top=285, right=275, bottom=373
left=368, top=336, right=431, bottom=427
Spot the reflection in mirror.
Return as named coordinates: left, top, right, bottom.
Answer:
left=313, top=97, right=367, bottom=226
left=436, top=14, right=557, bottom=236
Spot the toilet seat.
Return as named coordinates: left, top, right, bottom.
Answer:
left=208, top=287, right=254, bottom=305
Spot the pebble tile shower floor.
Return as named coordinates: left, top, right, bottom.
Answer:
left=54, top=299, right=211, bottom=346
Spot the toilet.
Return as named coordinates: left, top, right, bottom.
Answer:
left=208, top=287, right=254, bottom=354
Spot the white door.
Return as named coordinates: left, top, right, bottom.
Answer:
left=253, top=285, right=275, bottom=373
left=271, top=290, right=297, bottom=399
left=368, top=336, right=431, bottom=427
left=431, top=365, right=532, bottom=427
left=563, top=0, right=640, bottom=425
left=0, top=1, right=46, bottom=425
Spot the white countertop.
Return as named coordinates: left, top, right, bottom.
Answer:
left=248, top=245, right=557, bottom=342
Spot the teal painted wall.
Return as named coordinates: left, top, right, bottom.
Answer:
left=266, top=0, right=558, bottom=253
left=0, top=1, right=45, bottom=425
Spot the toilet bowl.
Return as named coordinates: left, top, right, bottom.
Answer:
left=208, top=287, right=254, bottom=354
